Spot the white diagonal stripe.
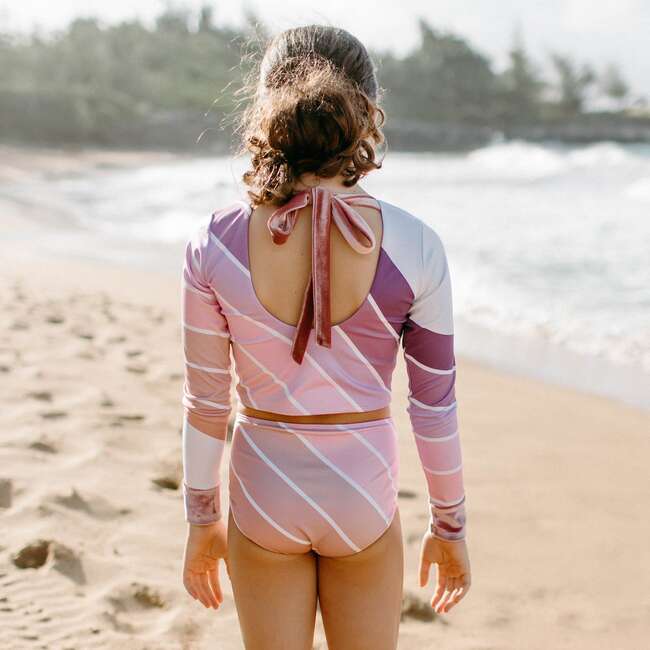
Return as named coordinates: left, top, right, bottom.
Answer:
left=429, top=494, right=466, bottom=508
left=414, top=430, right=459, bottom=443
left=214, top=290, right=362, bottom=412
left=230, top=461, right=310, bottom=545
left=348, top=429, right=397, bottom=493
left=409, top=397, right=457, bottom=412
left=367, top=294, right=400, bottom=342
left=333, top=326, right=390, bottom=394
left=423, top=463, right=463, bottom=476
left=239, top=425, right=360, bottom=552
left=183, top=279, right=214, bottom=300
left=404, top=352, right=455, bottom=375
left=185, top=360, right=230, bottom=374
left=183, top=322, right=229, bottom=337
left=235, top=343, right=308, bottom=414
left=279, top=423, right=390, bottom=525
left=196, top=398, right=230, bottom=410
left=208, top=231, right=251, bottom=277
left=333, top=423, right=397, bottom=494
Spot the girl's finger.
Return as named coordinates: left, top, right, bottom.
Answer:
left=442, top=584, right=462, bottom=612
left=208, top=567, right=223, bottom=604
left=445, top=577, right=470, bottom=612
left=183, top=576, right=198, bottom=601
left=446, top=587, right=464, bottom=611
left=201, top=573, right=220, bottom=609
left=430, top=575, right=448, bottom=610
left=419, top=557, right=432, bottom=588
left=435, top=577, right=457, bottom=614
left=192, top=573, right=216, bottom=609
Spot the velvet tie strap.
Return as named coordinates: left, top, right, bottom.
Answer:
left=267, top=186, right=381, bottom=364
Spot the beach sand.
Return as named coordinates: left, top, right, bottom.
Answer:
left=1, top=146, right=648, bottom=649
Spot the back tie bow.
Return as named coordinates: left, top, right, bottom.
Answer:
left=266, top=186, right=380, bottom=364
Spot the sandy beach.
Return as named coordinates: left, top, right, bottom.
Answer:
left=1, top=146, right=648, bottom=649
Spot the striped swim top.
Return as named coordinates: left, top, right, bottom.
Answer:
left=181, top=187, right=466, bottom=541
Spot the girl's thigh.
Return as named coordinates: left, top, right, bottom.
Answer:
left=317, top=508, right=404, bottom=650
left=226, top=509, right=318, bottom=650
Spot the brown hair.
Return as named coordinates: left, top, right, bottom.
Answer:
left=234, top=25, right=386, bottom=207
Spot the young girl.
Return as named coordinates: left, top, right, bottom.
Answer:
left=180, top=24, right=471, bottom=650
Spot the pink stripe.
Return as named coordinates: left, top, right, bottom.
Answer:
left=405, top=360, right=456, bottom=407
left=184, top=330, right=229, bottom=367
left=415, top=437, right=462, bottom=471
left=228, top=462, right=311, bottom=553
left=208, top=204, right=249, bottom=269
left=402, top=321, right=455, bottom=370
left=424, top=470, right=465, bottom=504
left=183, top=290, right=225, bottom=329
left=336, top=302, right=398, bottom=388
left=407, top=407, right=458, bottom=438
left=369, top=248, right=413, bottom=335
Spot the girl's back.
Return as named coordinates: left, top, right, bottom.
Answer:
left=247, top=188, right=383, bottom=329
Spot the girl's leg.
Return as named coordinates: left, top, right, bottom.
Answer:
left=225, top=509, right=318, bottom=650
left=317, top=508, right=404, bottom=650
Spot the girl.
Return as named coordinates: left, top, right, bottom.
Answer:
left=180, top=24, right=471, bottom=650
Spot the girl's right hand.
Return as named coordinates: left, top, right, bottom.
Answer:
left=418, top=533, right=471, bottom=614
left=182, top=519, right=228, bottom=609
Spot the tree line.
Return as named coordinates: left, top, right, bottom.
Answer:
left=0, top=5, right=646, bottom=151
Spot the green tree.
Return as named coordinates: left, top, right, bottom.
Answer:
left=498, top=27, right=545, bottom=123
left=599, top=62, right=629, bottom=110
left=380, top=18, right=499, bottom=123
left=550, top=53, right=595, bottom=115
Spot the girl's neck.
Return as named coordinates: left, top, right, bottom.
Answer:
left=292, top=175, right=364, bottom=195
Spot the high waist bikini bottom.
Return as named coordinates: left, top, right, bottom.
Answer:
left=228, top=412, right=399, bottom=557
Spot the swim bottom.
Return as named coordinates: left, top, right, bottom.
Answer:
left=228, top=412, right=399, bottom=557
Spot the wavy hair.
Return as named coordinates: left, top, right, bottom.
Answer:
left=234, top=25, right=386, bottom=207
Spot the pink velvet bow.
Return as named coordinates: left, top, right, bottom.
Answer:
left=267, top=186, right=380, bottom=364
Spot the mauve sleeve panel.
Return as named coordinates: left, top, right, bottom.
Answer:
left=181, top=219, right=233, bottom=525
left=401, top=220, right=467, bottom=542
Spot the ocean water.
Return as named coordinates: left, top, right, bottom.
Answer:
left=7, top=140, right=649, bottom=407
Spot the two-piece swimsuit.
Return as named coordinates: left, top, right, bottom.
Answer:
left=180, top=186, right=466, bottom=556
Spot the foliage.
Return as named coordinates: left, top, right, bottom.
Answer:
left=0, top=5, right=643, bottom=149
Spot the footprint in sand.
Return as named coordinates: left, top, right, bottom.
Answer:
left=0, top=478, right=12, bottom=508
left=400, top=591, right=440, bottom=623
left=51, top=542, right=86, bottom=585
left=9, top=320, right=29, bottom=331
left=398, top=489, right=418, bottom=499
left=26, top=390, right=52, bottom=402
left=29, top=438, right=58, bottom=453
left=39, top=410, right=67, bottom=420
left=52, top=487, right=131, bottom=519
left=73, top=329, right=94, bottom=341
left=11, top=539, right=86, bottom=584
left=100, top=394, right=115, bottom=408
left=103, top=582, right=166, bottom=634
left=151, top=476, right=179, bottom=491
left=125, top=364, right=147, bottom=374
left=12, top=539, right=51, bottom=570
left=109, top=414, right=145, bottom=428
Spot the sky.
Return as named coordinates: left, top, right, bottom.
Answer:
left=2, top=0, right=649, bottom=98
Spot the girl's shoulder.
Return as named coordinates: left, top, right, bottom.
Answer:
left=377, top=197, right=448, bottom=294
